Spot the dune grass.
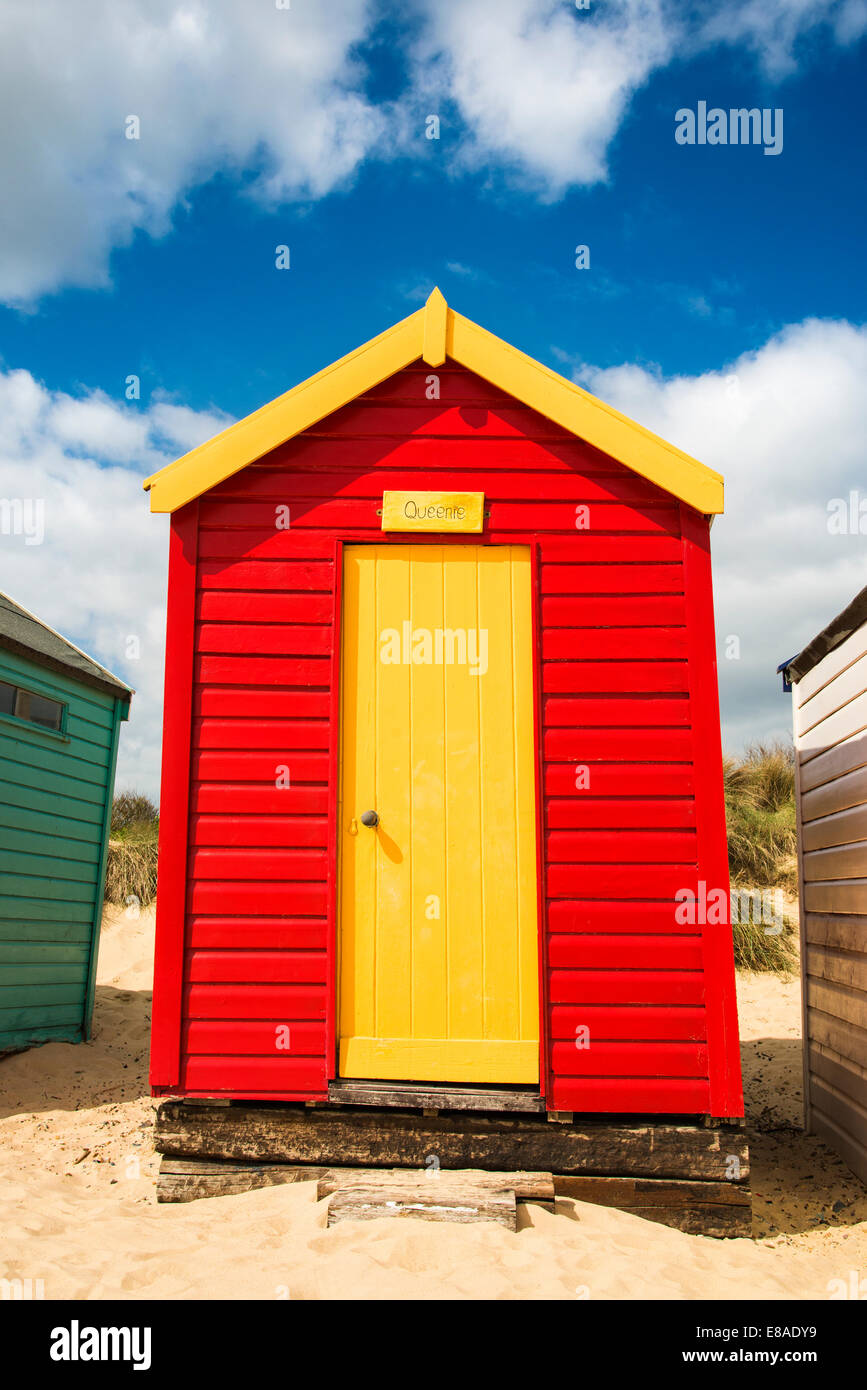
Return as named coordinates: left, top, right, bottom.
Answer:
left=724, top=743, right=799, bottom=973
left=104, top=792, right=159, bottom=907
left=731, top=911, right=798, bottom=974
left=724, top=742, right=797, bottom=889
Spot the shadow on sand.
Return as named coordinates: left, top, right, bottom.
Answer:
left=0, top=984, right=152, bottom=1120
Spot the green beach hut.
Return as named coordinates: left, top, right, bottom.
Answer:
left=0, top=591, right=132, bottom=1052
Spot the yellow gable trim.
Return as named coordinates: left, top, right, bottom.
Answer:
left=446, top=311, right=724, bottom=516
left=143, top=289, right=723, bottom=514
left=143, top=307, right=425, bottom=513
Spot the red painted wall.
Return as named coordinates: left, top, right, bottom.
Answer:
left=150, top=363, right=743, bottom=1117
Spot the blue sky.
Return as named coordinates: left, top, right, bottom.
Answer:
left=3, top=21, right=864, bottom=412
left=1, top=0, right=865, bottom=794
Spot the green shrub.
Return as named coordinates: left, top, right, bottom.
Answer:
left=111, top=791, right=159, bottom=838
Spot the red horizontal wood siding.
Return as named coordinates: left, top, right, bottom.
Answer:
left=154, top=362, right=742, bottom=1114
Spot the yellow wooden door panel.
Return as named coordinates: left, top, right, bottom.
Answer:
left=341, top=1038, right=539, bottom=1085
left=338, top=543, right=539, bottom=1084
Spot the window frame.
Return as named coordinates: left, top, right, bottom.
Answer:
left=0, top=677, right=68, bottom=737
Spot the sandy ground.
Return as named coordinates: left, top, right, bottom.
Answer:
left=1, top=905, right=865, bottom=1301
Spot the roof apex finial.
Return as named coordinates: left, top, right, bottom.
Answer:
left=423, top=287, right=448, bottom=366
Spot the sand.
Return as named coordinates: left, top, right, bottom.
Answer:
left=1, top=905, right=865, bottom=1301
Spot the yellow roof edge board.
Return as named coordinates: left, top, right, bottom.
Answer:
left=144, top=287, right=723, bottom=515
left=446, top=311, right=723, bottom=516
left=143, top=305, right=426, bottom=512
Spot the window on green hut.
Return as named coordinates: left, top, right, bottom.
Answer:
left=0, top=678, right=64, bottom=731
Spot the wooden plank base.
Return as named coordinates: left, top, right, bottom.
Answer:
left=327, top=1079, right=546, bottom=1113
left=154, top=1102, right=751, bottom=1236
left=154, top=1101, right=749, bottom=1181
left=156, top=1154, right=749, bottom=1236
left=554, top=1175, right=752, bottom=1238
left=157, top=1158, right=327, bottom=1203
left=317, top=1166, right=554, bottom=1205
left=157, top=1157, right=554, bottom=1207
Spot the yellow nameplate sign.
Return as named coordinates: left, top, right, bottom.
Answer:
left=381, top=491, right=485, bottom=533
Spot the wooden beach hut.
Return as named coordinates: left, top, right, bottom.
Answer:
left=782, top=585, right=867, bottom=1185
left=145, top=292, right=748, bottom=1230
left=0, top=592, right=132, bottom=1052
left=144, top=289, right=743, bottom=1116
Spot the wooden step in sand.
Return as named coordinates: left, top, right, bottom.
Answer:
left=326, top=1179, right=518, bottom=1229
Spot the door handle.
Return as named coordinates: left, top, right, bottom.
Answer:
left=360, top=810, right=379, bottom=828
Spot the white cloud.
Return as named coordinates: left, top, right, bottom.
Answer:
left=49, top=395, right=151, bottom=463
left=572, top=318, right=867, bottom=751
left=0, top=0, right=383, bottom=305
left=407, top=0, right=867, bottom=197
left=0, top=369, right=233, bottom=796
left=695, top=0, right=867, bottom=80
left=1, top=1, right=865, bottom=300
left=410, top=0, right=675, bottom=195
left=147, top=400, right=234, bottom=454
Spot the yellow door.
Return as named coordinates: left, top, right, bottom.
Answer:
left=338, top=543, right=540, bottom=1084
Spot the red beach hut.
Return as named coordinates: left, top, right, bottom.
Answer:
left=144, top=290, right=743, bottom=1121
